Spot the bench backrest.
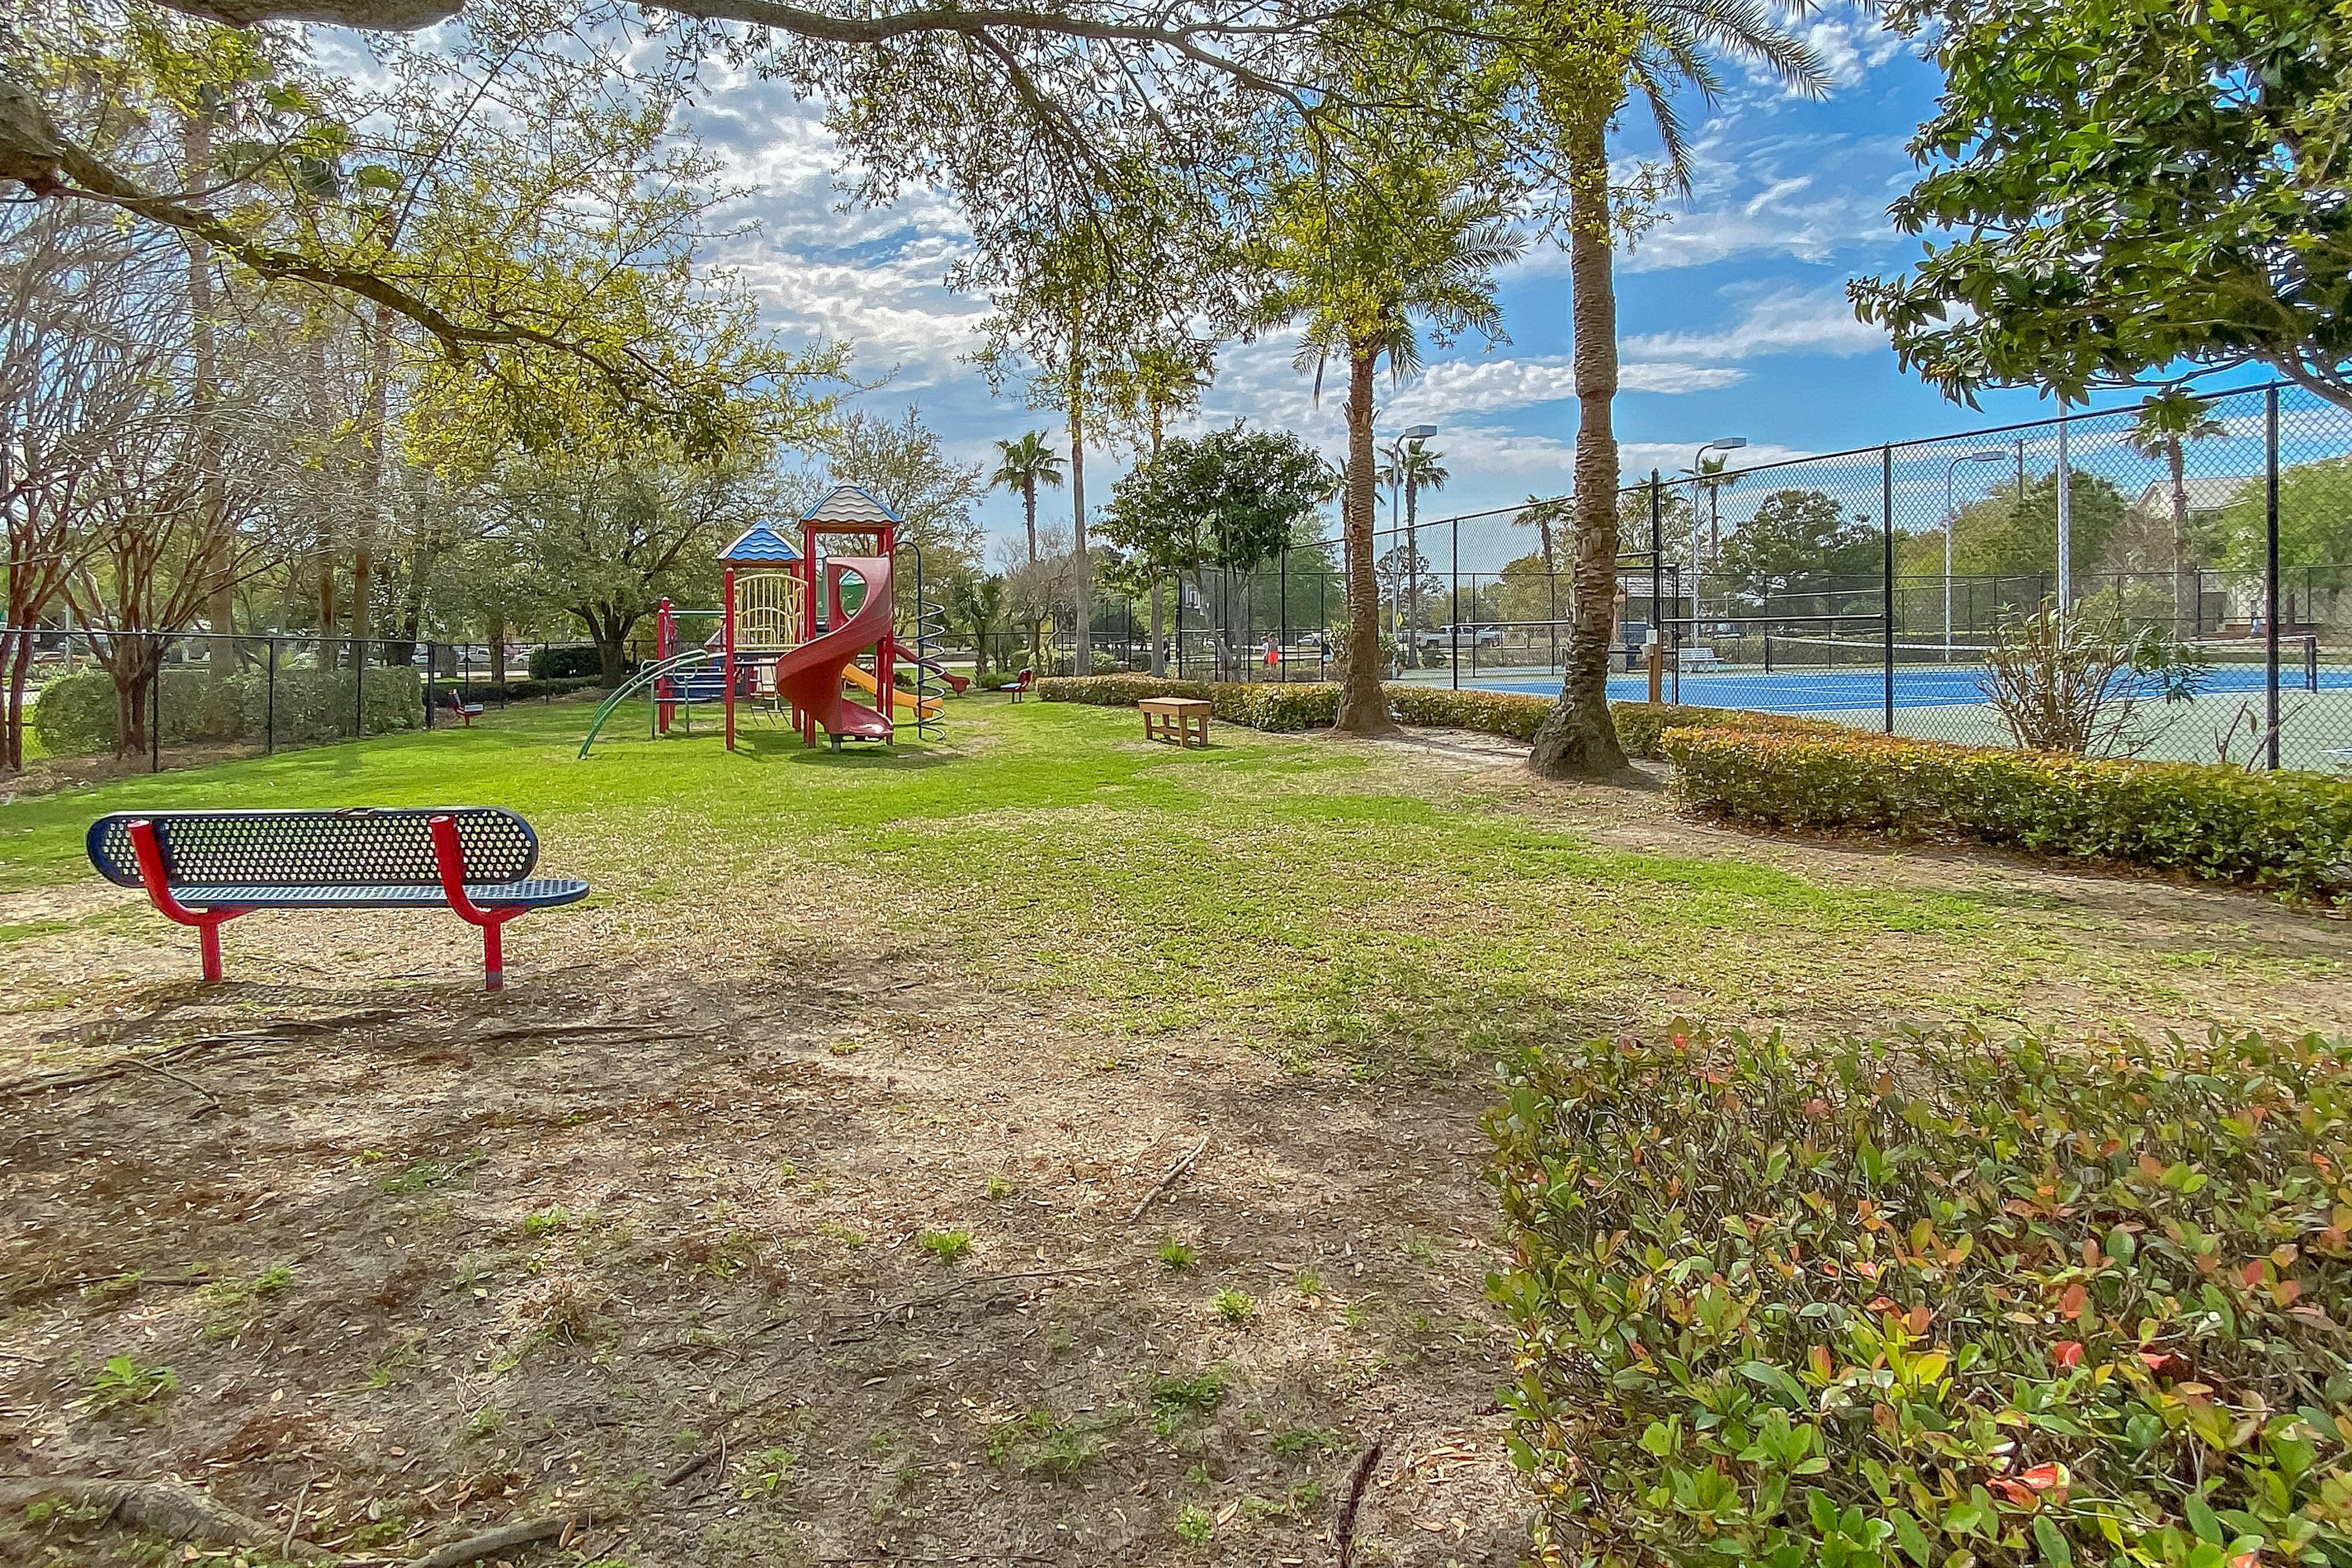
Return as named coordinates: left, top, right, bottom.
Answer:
left=87, top=808, right=540, bottom=890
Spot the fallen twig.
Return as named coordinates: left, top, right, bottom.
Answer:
left=281, top=1477, right=311, bottom=1559
left=0, top=1475, right=332, bottom=1561
left=0, top=1008, right=403, bottom=1099
left=1127, top=1135, right=1210, bottom=1224
left=128, top=1055, right=223, bottom=1113
left=1335, top=1440, right=1384, bottom=1568
left=826, top=1268, right=1099, bottom=1344
left=409, top=1510, right=596, bottom=1568
left=660, top=1444, right=719, bottom=1488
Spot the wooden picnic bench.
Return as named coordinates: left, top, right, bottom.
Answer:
left=86, top=807, right=589, bottom=990
left=1139, top=695, right=1211, bottom=748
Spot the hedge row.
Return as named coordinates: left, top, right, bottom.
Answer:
left=33, top=666, right=425, bottom=756
left=1487, top=1023, right=2352, bottom=1568
left=1663, top=726, right=2352, bottom=902
left=440, top=675, right=602, bottom=703
left=1035, top=674, right=1843, bottom=755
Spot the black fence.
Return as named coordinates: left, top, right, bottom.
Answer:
left=1044, top=379, right=2351, bottom=773
left=1, top=629, right=589, bottom=777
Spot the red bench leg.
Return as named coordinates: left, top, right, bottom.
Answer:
left=430, top=814, right=527, bottom=990
left=127, top=819, right=246, bottom=983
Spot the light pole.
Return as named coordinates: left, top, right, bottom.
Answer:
left=1690, top=438, right=1747, bottom=640
left=1383, top=422, right=1437, bottom=670
left=1943, top=450, right=2005, bottom=653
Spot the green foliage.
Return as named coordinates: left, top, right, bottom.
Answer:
left=1212, top=1289, right=1256, bottom=1324
left=1661, top=724, right=2352, bottom=901
left=1716, top=490, right=1881, bottom=601
left=1173, top=1502, right=1215, bottom=1546
left=1487, top=1022, right=2352, bottom=1568
left=918, top=1228, right=973, bottom=1263
left=1101, top=424, right=1332, bottom=587
left=1853, top=0, right=2352, bottom=406
left=30, top=666, right=422, bottom=756
left=1945, top=469, right=2134, bottom=582
left=529, top=645, right=606, bottom=681
left=2213, top=457, right=2352, bottom=577
left=1149, top=1369, right=1230, bottom=1414
left=1159, top=1241, right=1200, bottom=1271
left=1610, top=704, right=1851, bottom=760
left=87, top=1355, right=179, bottom=1412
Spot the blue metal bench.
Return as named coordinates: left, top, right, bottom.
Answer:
left=86, top=808, right=589, bottom=990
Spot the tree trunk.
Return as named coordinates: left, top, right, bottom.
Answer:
left=1149, top=579, right=1166, bottom=677
left=350, top=303, right=393, bottom=659
left=1, top=629, right=29, bottom=772
left=1531, top=114, right=1633, bottom=780
left=1069, top=374, right=1091, bottom=675
left=1023, top=480, right=1038, bottom=565
left=2168, top=438, right=2195, bottom=641
left=183, top=112, right=238, bottom=683
left=308, top=322, right=337, bottom=665
left=1333, top=341, right=1395, bottom=735
left=489, top=610, right=508, bottom=687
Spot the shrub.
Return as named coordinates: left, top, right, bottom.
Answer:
left=1661, top=726, right=2352, bottom=902
left=246, top=666, right=425, bottom=745
left=1039, top=674, right=1215, bottom=706
left=439, top=675, right=600, bottom=704
left=528, top=643, right=604, bottom=681
left=1486, top=1023, right=2352, bottom=1568
left=32, top=668, right=246, bottom=756
left=1611, top=703, right=1853, bottom=760
left=1385, top=684, right=1555, bottom=741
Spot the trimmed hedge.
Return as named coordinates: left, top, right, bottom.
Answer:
left=1487, top=1023, right=2352, bottom=1568
left=438, top=675, right=602, bottom=704
left=528, top=643, right=604, bottom=681
left=1663, top=726, right=2352, bottom=902
left=30, top=666, right=426, bottom=756
left=1035, top=675, right=1845, bottom=756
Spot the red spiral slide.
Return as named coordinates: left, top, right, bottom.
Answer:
left=771, top=555, right=895, bottom=746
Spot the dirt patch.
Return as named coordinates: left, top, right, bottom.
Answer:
left=1, top=956, right=1528, bottom=1567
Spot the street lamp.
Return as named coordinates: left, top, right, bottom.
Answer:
left=1690, top=438, right=1747, bottom=641
left=1943, top=450, right=2006, bottom=653
left=1383, top=423, right=1438, bottom=670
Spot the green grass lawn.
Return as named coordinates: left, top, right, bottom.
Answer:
left=2, top=695, right=2341, bottom=1063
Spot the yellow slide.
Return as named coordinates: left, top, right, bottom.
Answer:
left=843, top=662, right=943, bottom=719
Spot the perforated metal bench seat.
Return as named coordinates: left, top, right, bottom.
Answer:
left=163, top=879, right=589, bottom=909
left=86, top=807, right=589, bottom=989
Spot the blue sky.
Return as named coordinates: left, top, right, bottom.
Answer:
left=677, top=5, right=2252, bottom=561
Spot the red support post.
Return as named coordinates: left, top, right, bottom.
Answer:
left=877, top=522, right=897, bottom=742
left=721, top=566, right=737, bottom=752
left=429, top=814, right=524, bottom=991
left=127, top=818, right=244, bottom=983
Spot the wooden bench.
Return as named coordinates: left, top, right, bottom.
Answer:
left=1139, top=695, right=1211, bottom=748
left=87, top=807, right=589, bottom=990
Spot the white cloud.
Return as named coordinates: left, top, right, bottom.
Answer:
left=1623, top=288, right=1886, bottom=362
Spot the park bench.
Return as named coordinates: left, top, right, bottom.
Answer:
left=1139, top=695, right=1211, bottom=748
left=1004, top=667, right=1035, bottom=702
left=1678, top=646, right=1722, bottom=672
left=438, top=688, right=487, bottom=726
left=86, top=807, right=589, bottom=990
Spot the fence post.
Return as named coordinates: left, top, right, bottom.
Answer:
left=1882, top=444, right=1895, bottom=735
left=2265, top=385, right=2281, bottom=770
left=1450, top=519, right=1460, bottom=690
left=1279, top=547, right=1289, bottom=683
left=425, top=641, right=437, bottom=730
left=353, top=639, right=366, bottom=741
left=265, top=638, right=277, bottom=753
left=2055, top=407, right=2073, bottom=609
left=1649, top=472, right=1663, bottom=640
left=149, top=634, right=163, bottom=776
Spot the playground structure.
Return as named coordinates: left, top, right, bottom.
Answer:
left=580, top=485, right=964, bottom=757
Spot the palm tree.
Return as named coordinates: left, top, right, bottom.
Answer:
left=990, top=432, right=1064, bottom=566
left=948, top=574, right=1009, bottom=677
left=2128, top=388, right=2225, bottom=639
left=1257, top=180, right=1524, bottom=733
left=1514, top=494, right=1570, bottom=568
left=1378, top=443, right=1449, bottom=642
left=1528, top=4, right=1828, bottom=779
left=1107, top=340, right=1214, bottom=675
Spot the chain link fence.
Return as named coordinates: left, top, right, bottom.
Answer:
left=0, top=629, right=596, bottom=779
left=1061, top=380, right=2349, bottom=772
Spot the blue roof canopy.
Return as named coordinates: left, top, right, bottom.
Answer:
left=719, top=523, right=801, bottom=564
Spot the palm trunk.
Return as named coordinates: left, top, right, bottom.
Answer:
left=1023, top=479, right=1038, bottom=565
left=1333, top=340, right=1395, bottom=734
left=1149, top=580, right=1166, bottom=677
left=1531, top=114, right=1633, bottom=779
left=2168, top=439, right=2195, bottom=641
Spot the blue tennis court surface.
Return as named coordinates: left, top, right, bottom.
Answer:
left=1460, top=662, right=2352, bottom=715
